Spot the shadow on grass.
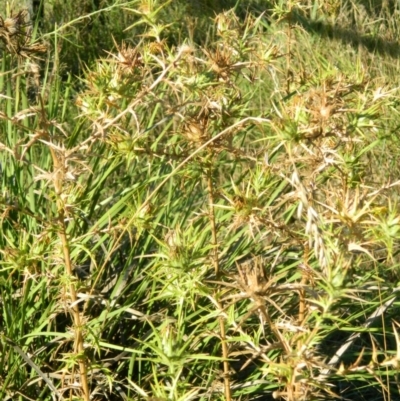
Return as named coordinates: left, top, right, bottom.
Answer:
left=292, top=7, right=400, bottom=59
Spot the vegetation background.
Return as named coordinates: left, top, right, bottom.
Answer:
left=1, top=0, right=400, bottom=400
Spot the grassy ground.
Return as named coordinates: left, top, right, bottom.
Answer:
left=1, top=1, right=400, bottom=401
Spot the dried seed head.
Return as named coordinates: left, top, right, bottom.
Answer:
left=138, top=1, right=151, bottom=15
left=4, top=18, right=17, bottom=35
left=113, top=42, right=143, bottom=74
left=184, top=122, right=204, bottom=142
left=319, top=104, right=333, bottom=120
left=178, top=44, right=195, bottom=55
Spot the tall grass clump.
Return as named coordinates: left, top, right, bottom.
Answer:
left=1, top=1, right=400, bottom=400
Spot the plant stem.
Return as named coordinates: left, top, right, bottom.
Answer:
left=219, top=317, right=231, bottom=401
left=57, top=211, right=90, bottom=401
left=286, top=0, right=293, bottom=95
left=206, top=166, right=231, bottom=401
left=207, top=167, right=219, bottom=277
left=47, top=133, right=90, bottom=401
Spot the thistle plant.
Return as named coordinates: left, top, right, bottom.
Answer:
left=1, top=1, right=400, bottom=401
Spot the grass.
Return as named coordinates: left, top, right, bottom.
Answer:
left=0, top=1, right=400, bottom=401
